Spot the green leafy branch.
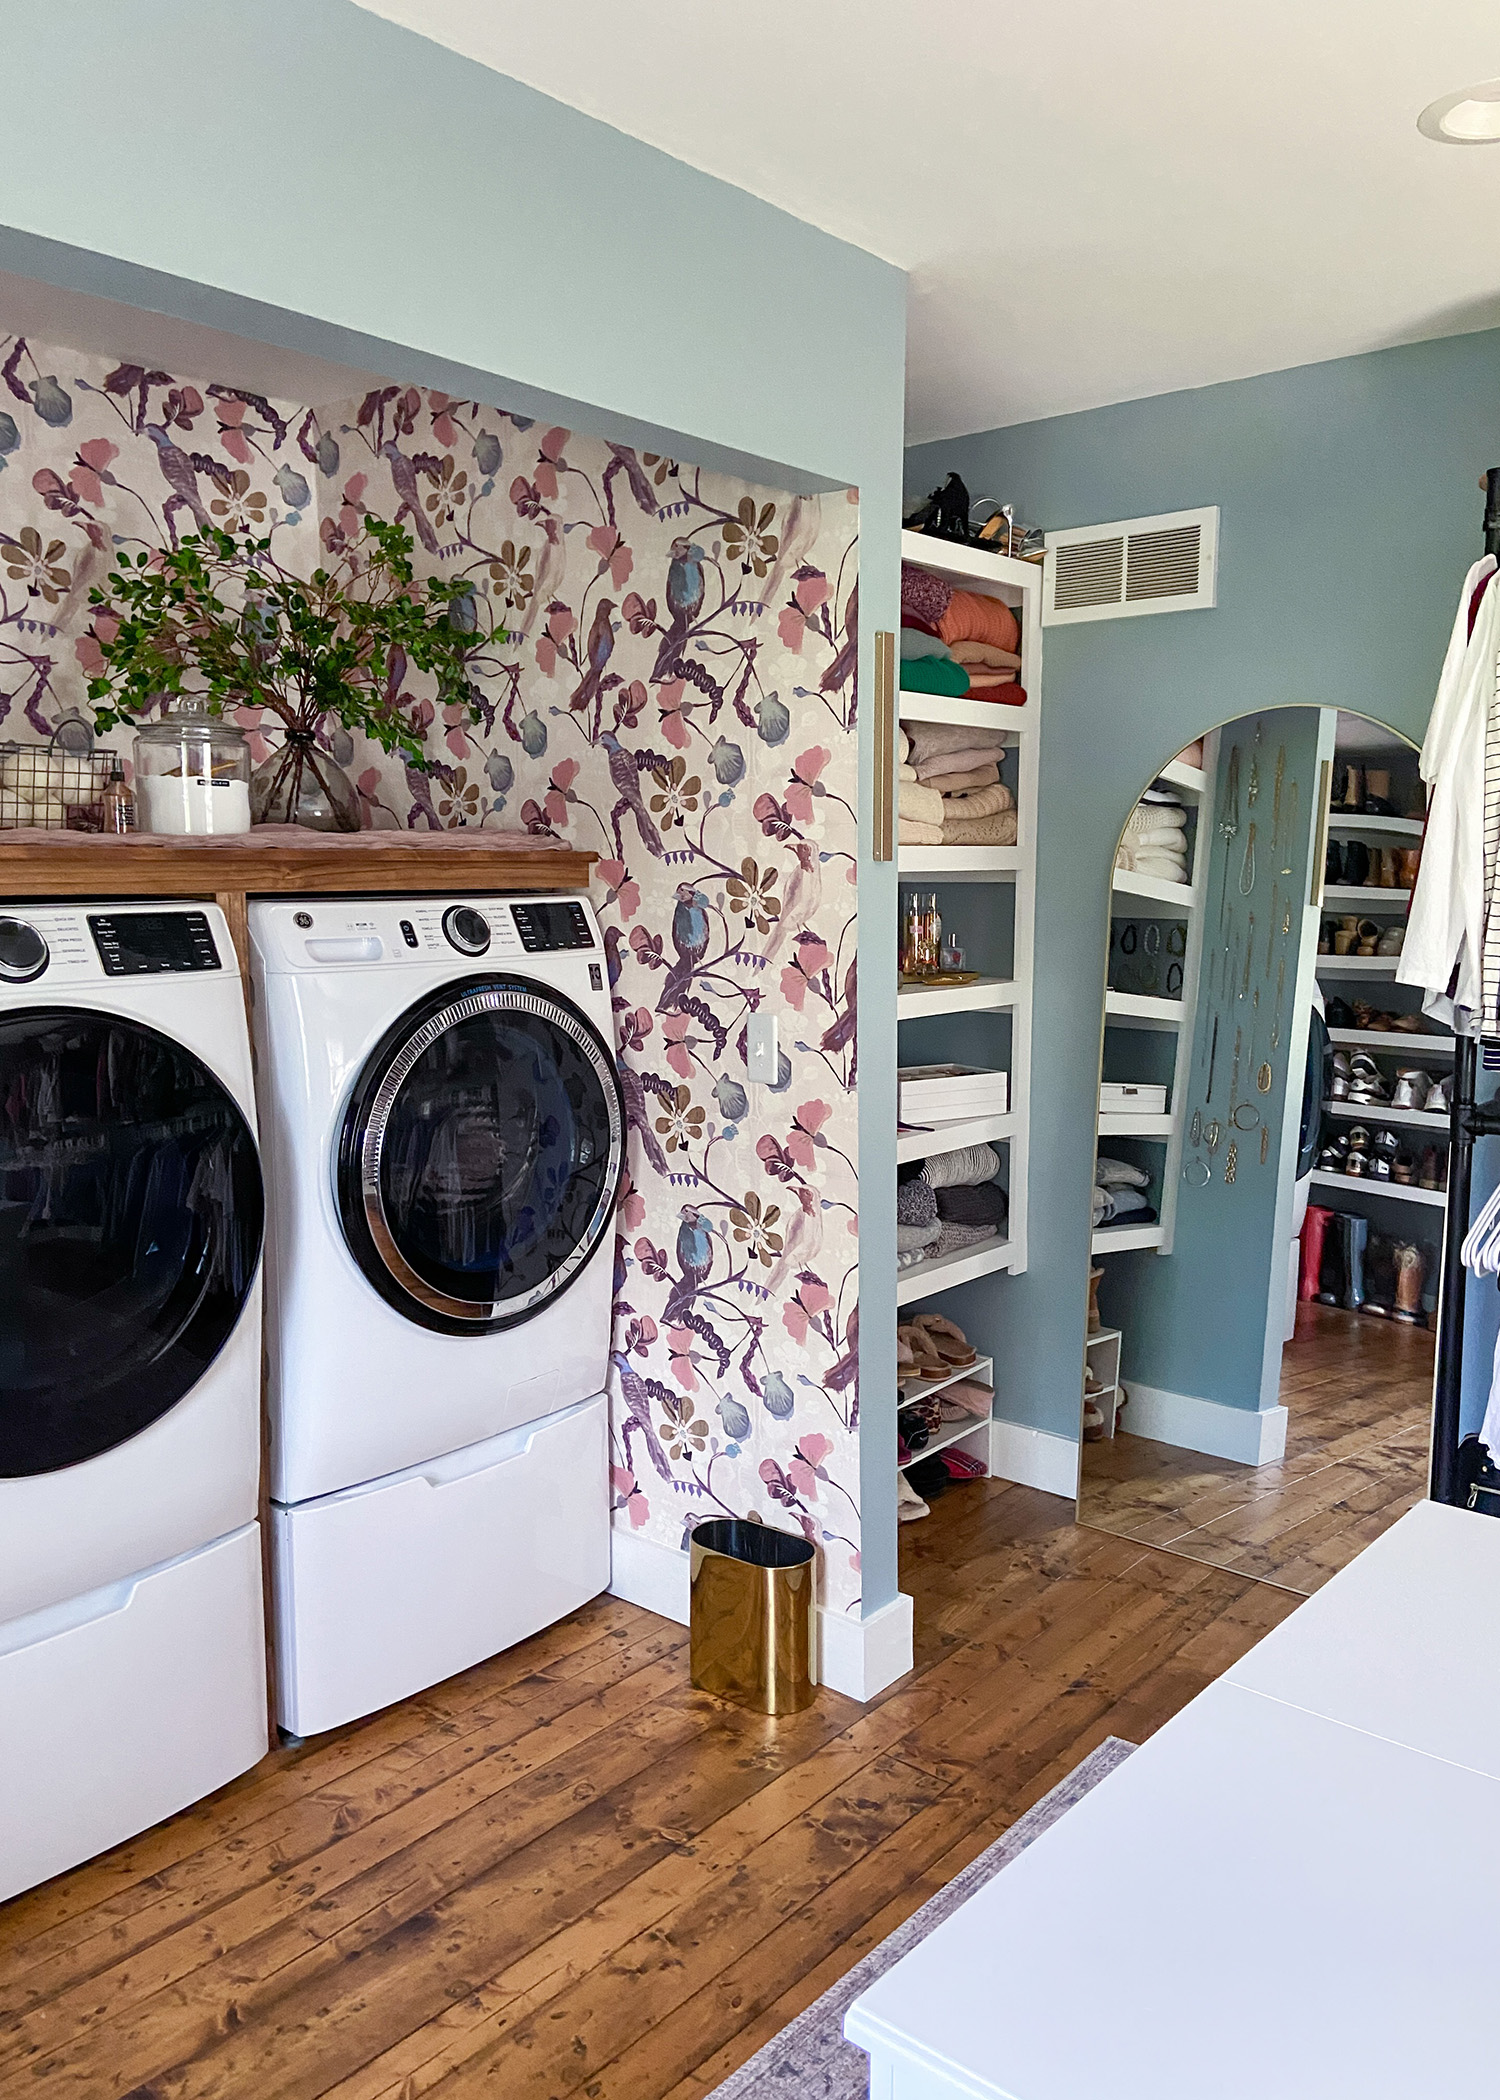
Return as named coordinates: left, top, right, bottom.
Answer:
left=84, top=518, right=504, bottom=773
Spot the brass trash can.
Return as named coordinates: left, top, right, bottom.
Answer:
left=689, top=1518, right=816, bottom=1714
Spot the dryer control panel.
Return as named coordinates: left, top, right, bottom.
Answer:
left=251, top=894, right=603, bottom=974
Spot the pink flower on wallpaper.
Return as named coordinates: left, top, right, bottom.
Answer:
left=428, top=393, right=459, bottom=447
left=786, top=1099, right=832, bottom=1171
left=539, top=427, right=569, bottom=461
left=588, top=523, right=634, bottom=591
left=594, top=857, right=641, bottom=921
left=617, top=1171, right=646, bottom=1232
left=795, top=568, right=831, bottom=614
left=786, top=746, right=832, bottom=823
left=611, top=1465, right=650, bottom=1529
left=535, top=600, right=575, bottom=677
left=788, top=1430, right=834, bottom=1498
left=668, top=1326, right=699, bottom=1393
left=781, top=935, right=832, bottom=1011
left=783, top=1273, right=832, bottom=1343
left=73, top=634, right=103, bottom=679
left=618, top=1006, right=654, bottom=1054
left=658, top=678, right=690, bottom=750
left=216, top=395, right=251, bottom=464
left=663, top=1012, right=693, bottom=1079
left=622, top=592, right=656, bottom=635
left=544, top=756, right=579, bottom=828
left=534, top=427, right=569, bottom=500
left=69, top=438, right=119, bottom=506
left=777, top=606, right=806, bottom=652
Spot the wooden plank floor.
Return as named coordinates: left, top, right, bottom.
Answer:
left=1078, top=1302, right=1433, bottom=1592
left=0, top=1486, right=1298, bottom=2100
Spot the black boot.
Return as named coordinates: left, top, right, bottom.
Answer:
left=1342, top=1213, right=1368, bottom=1311
left=1318, top=1212, right=1347, bottom=1305
left=1362, top=1231, right=1396, bottom=1316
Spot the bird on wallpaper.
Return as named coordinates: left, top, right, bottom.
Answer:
left=651, top=538, right=707, bottom=679
left=664, top=1203, right=716, bottom=1323
left=609, top=1353, right=673, bottom=1484
left=821, top=954, right=857, bottom=1057
left=819, top=577, right=858, bottom=695
left=571, top=599, right=616, bottom=713
left=761, top=840, right=822, bottom=968
left=661, top=883, right=711, bottom=1011
left=761, top=1183, right=824, bottom=1299
left=823, top=1301, right=859, bottom=1402
left=602, top=921, right=627, bottom=991
left=144, top=426, right=215, bottom=546
left=379, top=440, right=440, bottom=554
left=618, top=1063, right=668, bottom=1176
left=602, top=442, right=658, bottom=526
left=599, top=730, right=663, bottom=858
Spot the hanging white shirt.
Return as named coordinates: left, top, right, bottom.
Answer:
left=1397, top=555, right=1499, bottom=1034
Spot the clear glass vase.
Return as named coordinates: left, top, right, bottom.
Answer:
left=250, top=734, right=361, bottom=833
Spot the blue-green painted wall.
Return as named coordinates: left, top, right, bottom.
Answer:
left=0, top=0, right=910, bottom=1607
left=908, top=329, right=1500, bottom=1444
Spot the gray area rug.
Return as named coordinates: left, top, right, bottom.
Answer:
left=708, top=1736, right=1135, bottom=2100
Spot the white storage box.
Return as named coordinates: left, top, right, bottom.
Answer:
left=0, top=1522, right=268, bottom=1902
left=272, top=1392, right=609, bottom=1737
left=1100, top=1083, right=1168, bottom=1113
left=899, top=1064, right=1009, bottom=1122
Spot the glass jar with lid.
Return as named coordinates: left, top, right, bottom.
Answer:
left=132, top=699, right=252, bottom=835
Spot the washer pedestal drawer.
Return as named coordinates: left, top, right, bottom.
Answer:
left=0, top=1522, right=268, bottom=1903
left=271, top=1391, right=610, bottom=1737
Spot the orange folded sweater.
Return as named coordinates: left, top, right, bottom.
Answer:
left=936, top=590, right=1022, bottom=656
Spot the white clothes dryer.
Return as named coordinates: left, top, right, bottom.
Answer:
left=250, top=891, right=621, bottom=1736
left=0, top=901, right=268, bottom=1903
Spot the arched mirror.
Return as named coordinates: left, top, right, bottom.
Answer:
left=1077, top=708, right=1439, bottom=1594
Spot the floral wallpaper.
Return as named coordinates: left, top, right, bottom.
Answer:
left=0, top=335, right=865, bottom=1616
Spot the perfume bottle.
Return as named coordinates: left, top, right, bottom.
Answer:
left=101, top=756, right=135, bottom=834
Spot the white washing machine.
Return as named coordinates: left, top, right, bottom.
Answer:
left=250, top=891, right=622, bottom=1737
left=0, top=901, right=268, bottom=1903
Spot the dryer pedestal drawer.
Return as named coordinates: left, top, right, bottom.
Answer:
left=271, top=1392, right=610, bottom=1737
left=0, top=1522, right=268, bottom=1904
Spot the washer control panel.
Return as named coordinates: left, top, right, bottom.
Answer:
left=0, top=915, right=49, bottom=983
left=512, top=900, right=595, bottom=952
left=89, top=910, right=221, bottom=976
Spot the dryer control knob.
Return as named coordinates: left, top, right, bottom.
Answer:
left=0, top=916, right=48, bottom=983
left=442, top=905, right=491, bottom=956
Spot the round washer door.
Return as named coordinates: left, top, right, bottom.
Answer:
left=0, top=1008, right=265, bottom=1478
left=336, top=975, right=625, bottom=1335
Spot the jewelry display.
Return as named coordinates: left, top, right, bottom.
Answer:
left=1224, top=1140, right=1238, bottom=1184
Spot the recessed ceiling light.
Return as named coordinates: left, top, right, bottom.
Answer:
left=1419, top=79, right=1500, bottom=144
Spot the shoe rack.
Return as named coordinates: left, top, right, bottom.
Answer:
left=1310, top=725, right=1448, bottom=1309
left=1093, top=733, right=1219, bottom=1260
left=893, top=532, right=1041, bottom=1489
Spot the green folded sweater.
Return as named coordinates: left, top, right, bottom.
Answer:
left=899, top=656, right=970, bottom=696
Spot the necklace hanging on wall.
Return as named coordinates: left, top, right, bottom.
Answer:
left=1218, top=744, right=1241, bottom=944
left=1270, top=744, right=1286, bottom=866
left=1260, top=1126, right=1271, bottom=1165
left=1190, top=1108, right=1203, bottom=1147
left=1270, top=955, right=1287, bottom=1049
left=1241, top=923, right=1254, bottom=999
left=1266, top=885, right=1279, bottom=975
left=1257, top=1061, right=1273, bottom=1093
left=1204, top=1118, right=1222, bottom=1153
left=1183, top=1156, right=1211, bottom=1187
left=1224, top=1140, right=1238, bottom=1184
left=1239, top=819, right=1257, bottom=896
left=1281, top=777, right=1298, bottom=878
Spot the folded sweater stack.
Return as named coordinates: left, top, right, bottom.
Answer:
left=900, top=564, right=1025, bottom=706
left=1115, top=793, right=1189, bottom=883
left=899, top=723, right=1018, bottom=847
left=916, top=1142, right=1008, bottom=1258
left=1092, top=1154, right=1157, bottom=1228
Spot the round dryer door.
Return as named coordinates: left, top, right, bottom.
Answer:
left=336, top=975, right=626, bottom=1335
left=0, top=1010, right=265, bottom=1478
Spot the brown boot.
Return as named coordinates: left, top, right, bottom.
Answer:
left=1087, top=1265, right=1104, bottom=1335
left=1392, top=1243, right=1427, bottom=1326
left=1398, top=847, right=1421, bottom=889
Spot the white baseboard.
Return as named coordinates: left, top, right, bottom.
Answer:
left=1124, top=1383, right=1288, bottom=1465
left=817, top=1592, right=914, bottom=1701
left=987, top=1417, right=1080, bottom=1500
left=608, top=1524, right=689, bottom=1624
left=607, top=1525, right=913, bottom=1702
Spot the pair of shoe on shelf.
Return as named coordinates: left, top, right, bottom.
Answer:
left=1325, top=840, right=1419, bottom=889
left=896, top=1312, right=977, bottom=1387
left=1304, top=1207, right=1429, bottom=1322
left=1318, top=916, right=1404, bottom=957
left=898, top=1445, right=988, bottom=1523
left=1329, top=1053, right=1447, bottom=1113
left=1333, top=763, right=1407, bottom=818
left=1324, top=997, right=1428, bottom=1034
left=1317, top=1124, right=1447, bottom=1188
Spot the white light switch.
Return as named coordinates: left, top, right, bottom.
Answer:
left=746, top=1012, right=778, bottom=1084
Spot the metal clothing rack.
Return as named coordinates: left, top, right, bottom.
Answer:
left=1430, top=467, right=1500, bottom=1507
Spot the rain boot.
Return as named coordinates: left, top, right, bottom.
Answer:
left=1342, top=1212, right=1368, bottom=1311
left=1299, top=1205, right=1331, bottom=1301
left=1362, top=1232, right=1396, bottom=1316
left=1318, top=1214, right=1346, bottom=1306
left=1393, top=1242, right=1427, bottom=1326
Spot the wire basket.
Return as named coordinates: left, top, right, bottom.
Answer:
left=0, top=726, right=120, bottom=832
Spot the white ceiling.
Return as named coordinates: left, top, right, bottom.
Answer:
left=354, top=0, right=1500, bottom=443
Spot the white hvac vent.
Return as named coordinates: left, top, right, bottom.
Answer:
left=1042, top=506, right=1218, bottom=627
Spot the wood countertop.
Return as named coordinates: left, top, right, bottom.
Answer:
left=0, top=826, right=596, bottom=897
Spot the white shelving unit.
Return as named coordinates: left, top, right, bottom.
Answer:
left=1327, top=812, right=1424, bottom=840
left=1317, top=955, right=1403, bottom=978
left=892, top=531, right=1041, bottom=1492
left=898, top=1354, right=995, bottom=1474
left=1112, top=869, right=1196, bottom=911
left=1329, top=1027, right=1454, bottom=1060
left=1084, top=1325, right=1124, bottom=1438
left=1091, top=1220, right=1168, bottom=1255
left=1309, top=1171, right=1446, bottom=1209
left=1323, top=1100, right=1446, bottom=1132
left=1103, top=989, right=1186, bottom=1032
left=1325, top=884, right=1410, bottom=909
